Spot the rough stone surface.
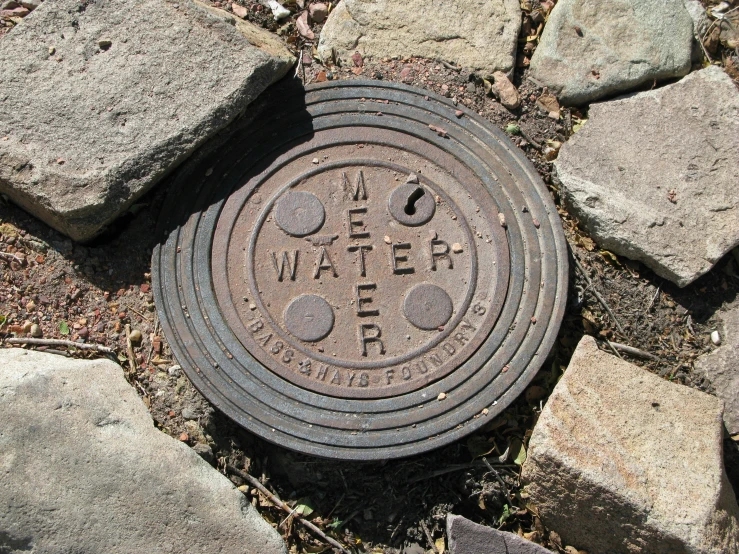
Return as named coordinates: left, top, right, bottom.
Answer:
left=522, top=336, right=739, bottom=554
left=696, top=300, right=739, bottom=435
left=492, top=71, right=520, bottom=109
left=555, top=66, right=739, bottom=287
left=684, top=0, right=709, bottom=37
left=317, top=0, right=521, bottom=78
left=447, top=514, right=552, bottom=554
left=0, top=0, right=294, bottom=242
left=529, top=0, right=694, bottom=105
left=0, top=348, right=288, bottom=554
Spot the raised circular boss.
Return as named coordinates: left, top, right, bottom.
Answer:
left=153, top=80, right=568, bottom=460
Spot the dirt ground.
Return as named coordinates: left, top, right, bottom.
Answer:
left=2, top=1, right=738, bottom=553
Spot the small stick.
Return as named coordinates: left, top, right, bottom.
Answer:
left=278, top=506, right=299, bottom=529
left=439, top=60, right=461, bottom=72
left=407, top=462, right=480, bottom=483
left=0, top=251, right=25, bottom=265
left=134, top=380, right=149, bottom=399
left=419, top=520, right=439, bottom=554
left=519, top=128, right=543, bottom=152
left=609, top=341, right=659, bottom=361
left=125, top=324, right=137, bottom=373
left=127, top=305, right=152, bottom=322
left=645, top=286, right=660, bottom=313
left=605, top=339, right=624, bottom=360
left=390, top=514, right=406, bottom=543
left=227, top=465, right=350, bottom=554
left=294, top=49, right=303, bottom=80
left=569, top=245, right=626, bottom=335
left=3, top=337, right=114, bottom=354
left=482, top=458, right=513, bottom=510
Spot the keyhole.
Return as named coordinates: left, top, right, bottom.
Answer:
left=404, top=187, right=425, bottom=216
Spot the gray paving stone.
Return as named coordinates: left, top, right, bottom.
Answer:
left=522, top=336, right=739, bottom=554
left=317, top=0, right=520, bottom=78
left=447, top=514, right=552, bottom=553
left=0, top=348, right=287, bottom=554
left=555, top=66, right=739, bottom=287
left=0, top=0, right=294, bottom=241
left=529, top=0, right=694, bottom=105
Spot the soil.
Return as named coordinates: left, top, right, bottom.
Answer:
left=1, top=1, right=738, bottom=553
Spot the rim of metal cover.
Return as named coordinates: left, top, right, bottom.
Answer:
left=152, top=79, right=568, bottom=460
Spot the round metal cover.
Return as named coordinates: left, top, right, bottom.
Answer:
left=153, top=80, right=568, bottom=460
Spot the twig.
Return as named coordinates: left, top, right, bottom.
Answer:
left=227, top=465, right=350, bottom=554
left=686, top=315, right=695, bottom=336
left=2, top=337, right=114, bottom=354
left=696, top=33, right=713, bottom=63
left=340, top=509, right=361, bottom=529
left=326, top=492, right=345, bottom=519
left=125, top=324, right=136, bottom=373
left=482, top=458, right=513, bottom=510
left=0, top=251, right=24, bottom=265
left=569, top=245, right=626, bottom=335
left=419, top=520, right=439, bottom=554
left=605, top=339, right=624, bottom=360
left=407, top=462, right=481, bottom=483
left=519, top=128, right=543, bottom=152
left=147, top=319, right=161, bottom=366
left=563, top=108, right=572, bottom=136
left=134, top=380, right=149, bottom=398
left=390, top=514, right=406, bottom=544
left=439, top=60, right=461, bottom=72
left=645, top=286, right=660, bottom=314
left=609, top=341, right=659, bottom=361
left=278, top=506, right=299, bottom=529
left=294, top=48, right=304, bottom=81
left=128, top=305, right=152, bottom=322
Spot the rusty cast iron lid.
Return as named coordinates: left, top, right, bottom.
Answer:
left=152, top=80, right=568, bottom=460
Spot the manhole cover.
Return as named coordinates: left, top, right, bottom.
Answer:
left=153, top=80, right=568, bottom=460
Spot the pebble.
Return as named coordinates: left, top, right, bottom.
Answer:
left=30, top=323, right=42, bottom=337
left=312, top=157, right=319, bottom=164
left=452, top=243, right=463, bottom=253
left=181, top=407, right=197, bottom=420
left=437, top=392, right=447, bottom=401
left=231, top=2, right=247, bottom=18
left=308, top=2, right=328, bottom=22
left=129, top=329, right=143, bottom=343
left=22, top=321, right=32, bottom=333
left=78, top=327, right=89, bottom=339
left=265, top=0, right=290, bottom=20
left=296, top=11, right=314, bottom=40
left=710, top=330, right=721, bottom=346
left=168, top=365, right=182, bottom=376
left=25, top=300, right=36, bottom=312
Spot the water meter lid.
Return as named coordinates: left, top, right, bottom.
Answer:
left=152, top=79, right=568, bottom=460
